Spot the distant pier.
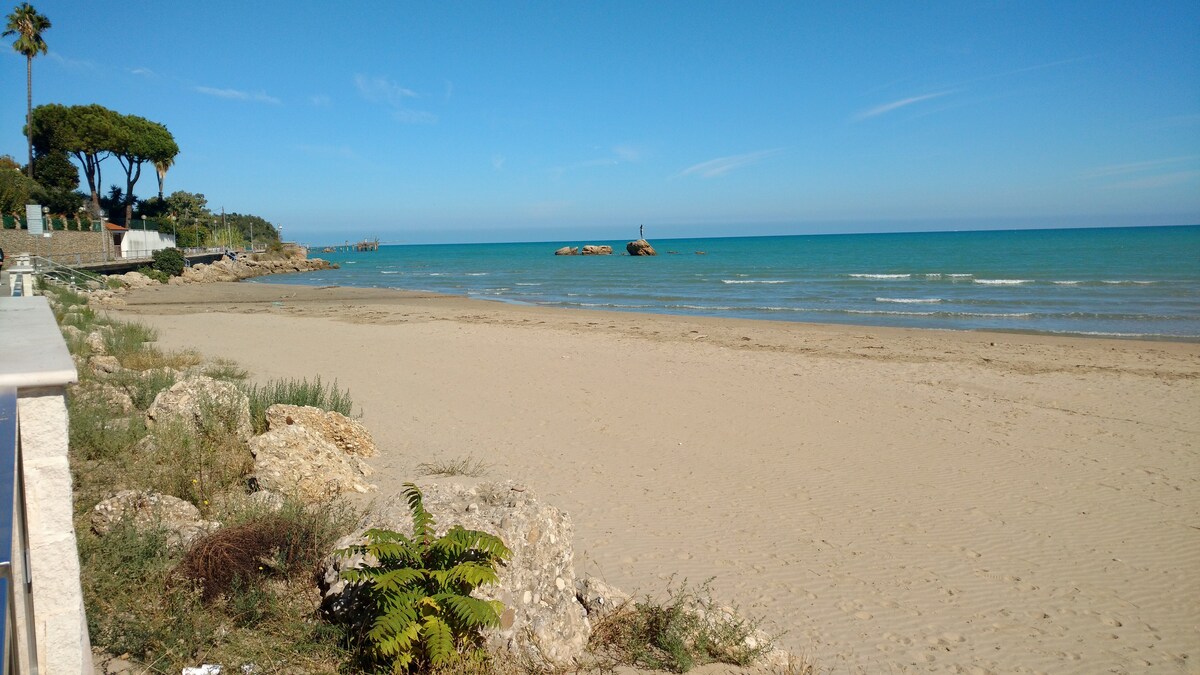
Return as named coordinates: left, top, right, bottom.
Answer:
left=323, top=238, right=381, bottom=253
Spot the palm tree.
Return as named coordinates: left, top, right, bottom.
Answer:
left=154, top=156, right=173, bottom=199
left=3, top=3, right=51, bottom=179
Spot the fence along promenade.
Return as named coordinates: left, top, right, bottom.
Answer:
left=0, top=289, right=92, bottom=673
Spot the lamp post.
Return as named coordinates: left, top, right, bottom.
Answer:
left=141, top=215, right=147, bottom=258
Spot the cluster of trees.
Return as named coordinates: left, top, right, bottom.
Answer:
left=137, top=190, right=280, bottom=249
left=29, top=103, right=178, bottom=225
left=2, top=2, right=284, bottom=248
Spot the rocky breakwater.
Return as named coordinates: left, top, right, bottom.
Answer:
left=82, top=255, right=335, bottom=307
left=172, top=255, right=335, bottom=285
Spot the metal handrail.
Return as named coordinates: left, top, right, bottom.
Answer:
left=29, top=256, right=105, bottom=290
left=0, top=387, right=39, bottom=674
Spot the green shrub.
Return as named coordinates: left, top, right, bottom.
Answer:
left=136, top=266, right=170, bottom=284
left=152, top=247, right=186, bottom=277
left=337, top=483, right=511, bottom=672
left=243, top=376, right=353, bottom=434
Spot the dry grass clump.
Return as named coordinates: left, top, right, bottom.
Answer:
left=418, top=454, right=492, bottom=477
left=175, top=501, right=350, bottom=602
left=588, top=579, right=775, bottom=673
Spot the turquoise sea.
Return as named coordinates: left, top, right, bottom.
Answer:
left=252, top=225, right=1200, bottom=340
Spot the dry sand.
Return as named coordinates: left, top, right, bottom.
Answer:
left=111, top=282, right=1200, bottom=674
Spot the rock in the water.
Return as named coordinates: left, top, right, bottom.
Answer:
left=90, top=490, right=218, bottom=548
left=265, top=404, right=377, bottom=457
left=146, top=376, right=253, bottom=444
left=626, top=239, right=657, bottom=256
left=581, top=245, right=613, bottom=255
left=554, top=246, right=579, bottom=256
left=249, top=425, right=375, bottom=503
left=321, top=481, right=590, bottom=667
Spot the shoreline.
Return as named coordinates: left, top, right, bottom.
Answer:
left=110, top=281, right=1200, bottom=672
left=251, top=274, right=1200, bottom=344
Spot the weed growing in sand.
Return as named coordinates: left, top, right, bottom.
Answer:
left=589, top=579, right=773, bottom=673
left=102, top=320, right=158, bottom=359
left=244, top=375, right=354, bottom=433
left=203, top=358, right=249, bottom=382
left=418, top=454, right=492, bottom=477
left=337, top=483, right=511, bottom=672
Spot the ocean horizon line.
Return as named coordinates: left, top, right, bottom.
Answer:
left=305, top=221, right=1199, bottom=249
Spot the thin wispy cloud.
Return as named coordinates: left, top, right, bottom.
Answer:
left=309, top=94, right=331, bottom=107
left=46, top=52, right=96, bottom=70
left=855, top=91, right=953, bottom=121
left=492, top=155, right=506, bottom=171
left=355, top=74, right=436, bottom=124
left=676, top=148, right=782, bottom=179
left=945, top=56, right=1095, bottom=90
left=195, top=86, right=281, bottom=104
left=354, top=74, right=419, bottom=104
left=613, top=143, right=645, bottom=162
left=130, top=67, right=155, bottom=77
left=1082, top=155, right=1200, bottom=179
left=1109, top=169, right=1200, bottom=190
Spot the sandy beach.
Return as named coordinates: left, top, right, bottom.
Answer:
left=110, top=281, right=1200, bottom=674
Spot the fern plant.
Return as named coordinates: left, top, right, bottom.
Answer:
left=338, top=483, right=511, bottom=672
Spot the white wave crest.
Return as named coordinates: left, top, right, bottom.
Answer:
left=848, top=273, right=911, bottom=279
left=974, top=279, right=1031, bottom=285
left=721, top=279, right=790, bottom=284
left=876, top=297, right=943, bottom=304
left=380, top=271, right=400, bottom=275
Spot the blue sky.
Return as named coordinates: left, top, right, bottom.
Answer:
left=2, top=1, right=1198, bottom=244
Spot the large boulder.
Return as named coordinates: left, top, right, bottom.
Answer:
left=71, top=380, right=134, bottom=413
left=320, top=481, right=590, bottom=667
left=554, top=246, right=579, bottom=256
left=90, top=490, right=219, bottom=549
left=581, top=245, right=613, bottom=255
left=249, top=425, right=375, bottom=503
left=146, top=376, right=253, bottom=444
left=114, top=271, right=159, bottom=289
left=265, top=404, right=377, bottom=457
left=626, top=239, right=657, bottom=256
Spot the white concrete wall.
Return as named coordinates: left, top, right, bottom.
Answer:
left=18, top=389, right=94, bottom=674
left=120, top=229, right=176, bottom=258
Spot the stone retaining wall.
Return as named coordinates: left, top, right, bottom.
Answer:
left=0, top=229, right=117, bottom=265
